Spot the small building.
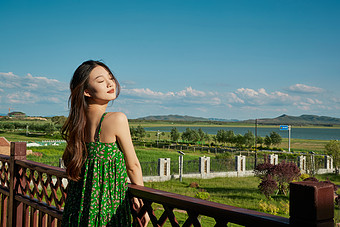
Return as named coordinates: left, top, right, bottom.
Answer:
left=8, top=111, right=26, bottom=118
left=0, top=137, right=10, bottom=155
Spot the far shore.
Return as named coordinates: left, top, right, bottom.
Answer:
left=129, top=121, right=340, bottom=129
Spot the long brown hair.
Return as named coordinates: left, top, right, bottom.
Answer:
left=61, top=60, right=120, bottom=181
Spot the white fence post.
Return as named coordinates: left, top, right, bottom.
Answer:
left=298, top=156, right=306, bottom=173
left=325, top=155, right=333, bottom=170
left=236, top=155, right=246, bottom=173
left=269, top=154, right=278, bottom=165
left=199, top=156, right=210, bottom=177
left=158, top=158, right=171, bottom=180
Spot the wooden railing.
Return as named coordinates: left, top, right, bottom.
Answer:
left=0, top=142, right=335, bottom=226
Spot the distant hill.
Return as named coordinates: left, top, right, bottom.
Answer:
left=136, top=115, right=236, bottom=122
left=137, top=115, right=209, bottom=121
left=136, top=114, right=340, bottom=126
left=244, top=114, right=340, bottom=126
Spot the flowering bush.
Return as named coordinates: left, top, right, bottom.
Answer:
left=254, top=162, right=274, bottom=178
left=272, top=161, right=301, bottom=195
left=255, top=159, right=301, bottom=198
left=258, top=174, right=278, bottom=199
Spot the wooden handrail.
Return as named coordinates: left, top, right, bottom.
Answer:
left=0, top=142, right=335, bottom=226
left=128, top=184, right=290, bottom=227
left=15, top=159, right=68, bottom=178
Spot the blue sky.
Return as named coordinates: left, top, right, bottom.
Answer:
left=1, top=0, right=339, bottom=120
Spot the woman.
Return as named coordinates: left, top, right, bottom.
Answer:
left=61, top=60, right=147, bottom=226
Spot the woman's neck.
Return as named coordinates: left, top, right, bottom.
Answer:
left=86, top=102, right=108, bottom=123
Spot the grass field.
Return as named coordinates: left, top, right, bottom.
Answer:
left=280, top=138, right=328, bottom=152
left=0, top=130, right=62, bottom=141
left=143, top=173, right=340, bottom=226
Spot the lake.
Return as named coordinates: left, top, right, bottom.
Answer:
left=144, top=126, right=340, bottom=141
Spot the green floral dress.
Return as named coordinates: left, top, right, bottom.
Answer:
left=62, top=113, right=131, bottom=226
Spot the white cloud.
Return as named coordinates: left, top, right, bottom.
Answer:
left=122, top=86, right=219, bottom=106
left=228, top=92, right=244, bottom=104
left=0, top=72, right=69, bottom=108
left=120, top=80, right=137, bottom=88
left=119, top=85, right=339, bottom=118
left=298, top=105, right=311, bottom=111
left=231, top=88, right=297, bottom=106
left=7, top=92, right=38, bottom=104
left=287, top=84, right=324, bottom=94
left=1, top=71, right=338, bottom=119
left=332, top=97, right=340, bottom=103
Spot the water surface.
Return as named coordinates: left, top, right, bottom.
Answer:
left=145, top=126, right=340, bottom=141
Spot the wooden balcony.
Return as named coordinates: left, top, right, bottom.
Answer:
left=0, top=142, right=334, bottom=226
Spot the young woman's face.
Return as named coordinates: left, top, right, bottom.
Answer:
left=84, top=66, right=117, bottom=102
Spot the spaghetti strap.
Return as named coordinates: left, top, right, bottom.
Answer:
left=94, top=112, right=107, bottom=142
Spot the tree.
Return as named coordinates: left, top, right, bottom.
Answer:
left=234, top=134, right=245, bottom=148
left=204, top=133, right=210, bottom=143
left=170, top=127, right=180, bottom=142
left=191, top=130, right=200, bottom=142
left=256, top=136, right=264, bottom=146
left=181, top=128, right=200, bottom=143
left=243, top=130, right=255, bottom=148
left=135, top=125, right=146, bottom=140
left=226, top=130, right=235, bottom=146
left=44, top=123, right=56, bottom=135
left=264, top=135, right=271, bottom=147
left=51, top=116, right=67, bottom=126
left=270, top=132, right=282, bottom=146
left=130, top=126, right=136, bottom=138
left=181, top=128, right=191, bottom=142
left=197, top=128, right=205, bottom=141
left=325, top=140, right=340, bottom=173
left=211, top=135, right=218, bottom=144
left=216, top=129, right=227, bottom=144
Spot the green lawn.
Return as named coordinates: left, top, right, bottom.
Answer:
left=144, top=174, right=340, bottom=226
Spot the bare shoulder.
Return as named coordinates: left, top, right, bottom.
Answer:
left=104, top=112, right=128, bottom=127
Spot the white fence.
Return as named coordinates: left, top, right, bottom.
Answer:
left=142, top=155, right=334, bottom=182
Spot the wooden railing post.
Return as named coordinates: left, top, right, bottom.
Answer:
left=8, top=142, right=26, bottom=227
left=289, top=181, right=334, bottom=226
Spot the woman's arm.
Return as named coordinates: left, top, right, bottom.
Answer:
left=107, top=112, right=149, bottom=226
left=109, top=112, right=144, bottom=186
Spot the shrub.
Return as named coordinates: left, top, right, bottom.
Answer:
left=272, top=161, right=301, bottom=195
left=259, top=200, right=279, bottom=215
left=195, top=191, right=210, bottom=200
left=303, top=177, right=318, bottom=182
left=215, top=152, right=232, bottom=159
left=254, top=162, right=274, bottom=178
left=258, top=174, right=277, bottom=199
left=189, top=182, right=199, bottom=188
left=255, top=160, right=301, bottom=198
left=279, top=201, right=289, bottom=214
left=299, top=173, right=310, bottom=181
